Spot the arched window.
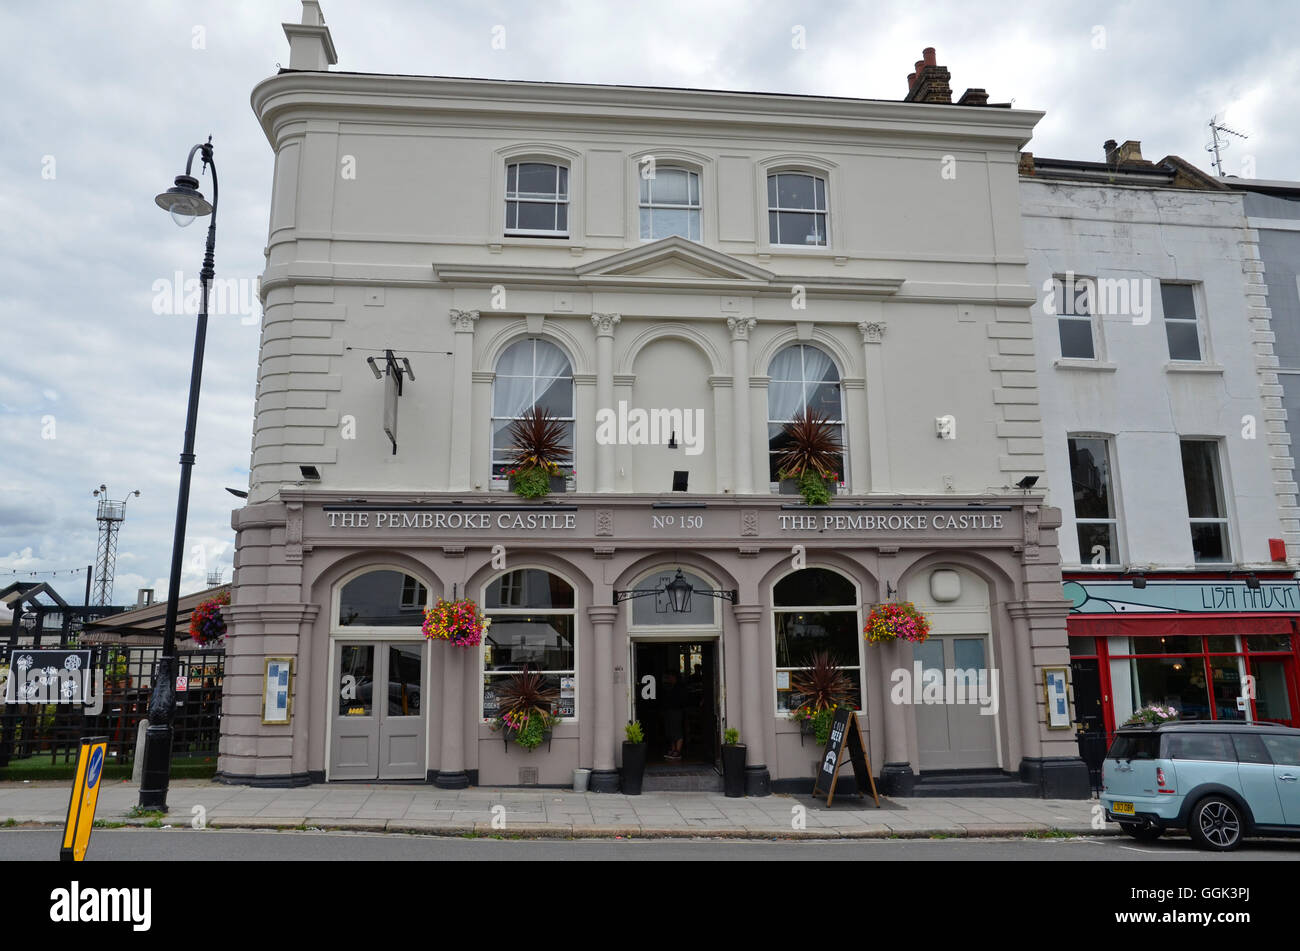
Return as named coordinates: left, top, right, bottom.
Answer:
left=491, top=339, right=575, bottom=481
left=772, top=568, right=862, bottom=713
left=336, top=569, right=428, bottom=627
left=640, top=167, right=701, bottom=241
left=767, top=171, right=828, bottom=246
left=505, top=161, right=569, bottom=236
left=482, top=569, right=577, bottom=719
left=766, top=344, right=845, bottom=484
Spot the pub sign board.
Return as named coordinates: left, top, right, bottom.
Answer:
left=812, top=707, right=880, bottom=807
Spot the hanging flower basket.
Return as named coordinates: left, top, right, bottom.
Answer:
left=423, top=598, right=490, bottom=648
left=189, top=591, right=230, bottom=646
left=864, top=601, right=931, bottom=644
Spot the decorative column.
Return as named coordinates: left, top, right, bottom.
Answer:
left=858, top=318, right=890, bottom=492
left=447, top=309, right=479, bottom=492
left=435, top=644, right=468, bottom=788
left=592, top=313, right=620, bottom=494
left=732, top=603, right=771, bottom=796
left=727, top=317, right=757, bottom=495
left=587, top=604, right=619, bottom=792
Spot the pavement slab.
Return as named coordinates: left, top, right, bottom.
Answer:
left=0, top=778, right=1112, bottom=840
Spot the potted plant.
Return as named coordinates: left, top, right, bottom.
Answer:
left=622, top=720, right=647, bottom=795
left=423, top=598, right=490, bottom=648
left=505, top=406, right=572, bottom=498
left=788, top=651, right=855, bottom=745
left=774, top=408, right=842, bottom=504
left=489, top=669, right=560, bottom=751
left=1124, top=704, right=1179, bottom=726
left=721, top=727, right=746, bottom=798
left=188, top=591, right=230, bottom=646
left=863, top=601, right=931, bottom=644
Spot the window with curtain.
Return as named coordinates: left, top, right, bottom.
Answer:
left=639, top=167, right=701, bottom=241
left=766, top=344, right=844, bottom=484
left=491, top=339, right=575, bottom=480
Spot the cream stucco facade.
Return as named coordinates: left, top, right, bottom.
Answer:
left=218, top=3, right=1088, bottom=797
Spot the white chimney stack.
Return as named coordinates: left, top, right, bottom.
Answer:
left=283, top=1, right=338, bottom=71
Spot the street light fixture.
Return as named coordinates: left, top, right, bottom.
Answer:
left=138, top=137, right=218, bottom=811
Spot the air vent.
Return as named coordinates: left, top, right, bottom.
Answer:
left=518, top=767, right=538, bottom=786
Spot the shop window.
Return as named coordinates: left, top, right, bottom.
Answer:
left=338, top=570, right=427, bottom=627
left=482, top=569, right=576, bottom=719
left=640, top=167, right=701, bottom=241
left=1179, top=439, right=1229, bottom=563
left=491, top=339, right=575, bottom=482
left=772, top=568, right=861, bottom=713
left=628, top=569, right=717, bottom=627
left=1068, top=436, right=1119, bottom=566
left=766, top=345, right=844, bottom=486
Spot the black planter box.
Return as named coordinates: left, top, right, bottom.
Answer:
left=778, top=478, right=838, bottom=497
left=621, top=741, right=647, bottom=795
left=721, top=744, right=747, bottom=798
left=508, top=474, right=569, bottom=494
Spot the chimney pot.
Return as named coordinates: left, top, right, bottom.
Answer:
left=923, top=47, right=937, bottom=67
left=915, top=60, right=926, bottom=74
left=907, top=72, right=917, bottom=89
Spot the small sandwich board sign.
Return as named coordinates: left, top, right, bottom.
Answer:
left=812, top=707, right=880, bottom=807
left=61, top=736, right=109, bottom=861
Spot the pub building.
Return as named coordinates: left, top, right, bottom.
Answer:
left=218, top=4, right=1090, bottom=796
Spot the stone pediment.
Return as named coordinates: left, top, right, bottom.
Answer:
left=573, top=236, right=775, bottom=286
left=433, top=235, right=903, bottom=297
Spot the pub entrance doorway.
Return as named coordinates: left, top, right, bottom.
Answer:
left=633, top=641, right=720, bottom=768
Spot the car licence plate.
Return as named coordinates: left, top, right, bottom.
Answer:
left=1112, top=801, right=1135, bottom=816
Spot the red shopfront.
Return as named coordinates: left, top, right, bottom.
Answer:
left=1064, top=575, right=1300, bottom=737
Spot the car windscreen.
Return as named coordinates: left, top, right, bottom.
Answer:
left=1106, top=733, right=1160, bottom=760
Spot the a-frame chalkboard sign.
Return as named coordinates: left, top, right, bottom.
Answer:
left=811, top=707, right=880, bottom=807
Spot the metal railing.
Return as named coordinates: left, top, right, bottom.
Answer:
left=0, top=645, right=223, bottom=769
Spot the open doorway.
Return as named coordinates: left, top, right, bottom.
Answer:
left=634, top=641, right=719, bottom=768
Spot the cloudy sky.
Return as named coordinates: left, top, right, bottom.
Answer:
left=1, top=0, right=1296, bottom=608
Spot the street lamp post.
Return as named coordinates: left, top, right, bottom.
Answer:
left=138, top=138, right=218, bottom=810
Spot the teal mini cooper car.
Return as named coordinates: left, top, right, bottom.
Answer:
left=1101, top=721, right=1300, bottom=851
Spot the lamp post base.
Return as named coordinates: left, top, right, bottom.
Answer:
left=137, top=723, right=174, bottom=811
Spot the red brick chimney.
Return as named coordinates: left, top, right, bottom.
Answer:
left=904, top=47, right=952, bottom=104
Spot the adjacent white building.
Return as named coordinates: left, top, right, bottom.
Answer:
left=1021, top=141, right=1300, bottom=737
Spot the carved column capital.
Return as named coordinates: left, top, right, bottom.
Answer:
left=449, top=309, right=480, bottom=332
left=727, top=316, right=757, bottom=341
left=591, top=312, right=621, bottom=337
left=858, top=320, right=886, bottom=344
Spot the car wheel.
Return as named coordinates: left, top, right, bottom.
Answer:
left=1189, top=796, right=1244, bottom=852
left=1119, top=823, right=1164, bottom=842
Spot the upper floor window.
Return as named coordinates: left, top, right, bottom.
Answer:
left=1055, top=274, right=1097, bottom=360
left=1068, top=436, right=1118, bottom=565
left=491, top=339, right=574, bottom=480
left=639, top=167, right=701, bottom=241
left=1161, top=283, right=1202, bottom=361
left=767, top=345, right=844, bottom=484
left=768, top=172, right=828, bottom=247
left=1180, top=439, right=1229, bottom=563
left=505, top=162, right=569, bottom=236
